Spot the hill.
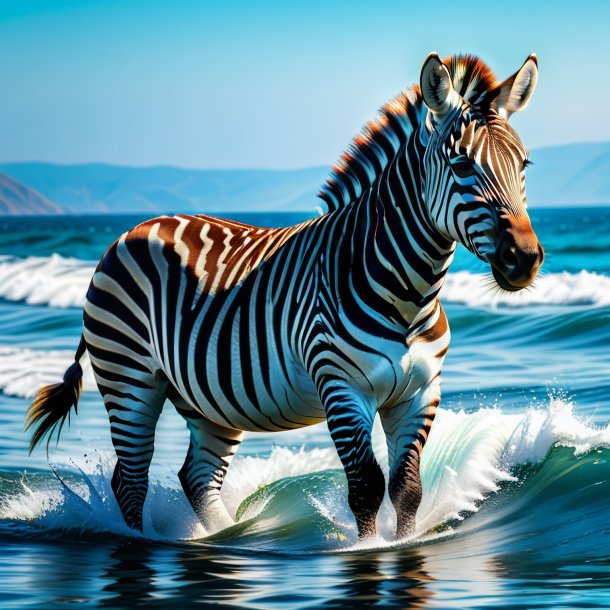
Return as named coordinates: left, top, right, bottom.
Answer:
left=0, top=163, right=328, bottom=214
left=0, top=172, right=65, bottom=214
left=1, top=141, right=610, bottom=214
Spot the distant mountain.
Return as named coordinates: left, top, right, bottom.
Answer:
left=525, top=142, right=610, bottom=206
left=0, top=163, right=329, bottom=214
left=0, top=172, right=65, bottom=214
left=1, top=141, right=609, bottom=215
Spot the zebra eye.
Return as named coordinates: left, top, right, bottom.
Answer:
left=452, top=159, right=475, bottom=178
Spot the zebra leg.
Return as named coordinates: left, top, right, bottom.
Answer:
left=379, top=377, right=440, bottom=539
left=174, top=401, right=243, bottom=534
left=322, top=386, right=385, bottom=538
left=98, top=372, right=168, bottom=533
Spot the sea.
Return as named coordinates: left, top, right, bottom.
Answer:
left=1, top=207, right=610, bottom=609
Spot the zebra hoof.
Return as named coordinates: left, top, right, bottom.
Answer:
left=355, top=514, right=379, bottom=539
left=395, top=516, right=416, bottom=540
left=124, top=514, right=143, bottom=534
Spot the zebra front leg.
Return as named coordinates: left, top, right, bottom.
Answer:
left=175, top=404, right=243, bottom=534
left=379, top=377, right=440, bottom=539
left=322, top=385, right=385, bottom=538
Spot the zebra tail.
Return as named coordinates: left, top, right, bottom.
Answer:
left=25, top=335, right=86, bottom=454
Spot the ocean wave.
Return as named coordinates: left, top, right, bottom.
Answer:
left=441, top=269, right=610, bottom=307
left=0, top=254, right=93, bottom=308
left=0, top=347, right=95, bottom=398
left=0, top=254, right=608, bottom=310
left=1, top=399, right=609, bottom=552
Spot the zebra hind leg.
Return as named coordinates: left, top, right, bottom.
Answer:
left=173, top=399, right=243, bottom=534
left=95, top=369, right=168, bottom=533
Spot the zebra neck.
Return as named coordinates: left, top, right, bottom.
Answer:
left=321, top=147, right=455, bottom=330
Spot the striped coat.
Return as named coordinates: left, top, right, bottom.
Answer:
left=26, top=52, right=543, bottom=539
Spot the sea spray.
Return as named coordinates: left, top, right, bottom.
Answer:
left=3, top=399, right=610, bottom=552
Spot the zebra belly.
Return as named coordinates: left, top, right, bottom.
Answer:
left=173, top=356, right=326, bottom=433
left=162, top=309, right=426, bottom=430
left=161, top=306, right=327, bottom=432
left=167, top=334, right=441, bottom=432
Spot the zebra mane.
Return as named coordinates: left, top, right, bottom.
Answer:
left=318, top=54, right=498, bottom=212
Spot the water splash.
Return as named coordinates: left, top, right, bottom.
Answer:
left=2, top=398, right=609, bottom=553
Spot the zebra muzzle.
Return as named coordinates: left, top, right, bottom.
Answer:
left=490, top=232, right=544, bottom=291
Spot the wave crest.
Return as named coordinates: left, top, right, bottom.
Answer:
left=2, top=399, right=609, bottom=552
left=0, top=347, right=95, bottom=398
left=0, top=254, right=92, bottom=308
left=0, top=254, right=607, bottom=310
left=441, top=269, right=610, bottom=307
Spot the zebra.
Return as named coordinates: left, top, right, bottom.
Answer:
left=26, top=52, right=543, bottom=540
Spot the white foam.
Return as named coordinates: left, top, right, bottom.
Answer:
left=0, top=346, right=95, bottom=398
left=0, top=457, right=195, bottom=540
left=0, top=254, right=608, bottom=309
left=415, top=398, right=610, bottom=535
left=3, top=398, right=609, bottom=549
left=0, top=447, right=342, bottom=541
left=222, top=446, right=341, bottom=517
left=441, top=269, right=610, bottom=308
left=0, top=254, right=92, bottom=308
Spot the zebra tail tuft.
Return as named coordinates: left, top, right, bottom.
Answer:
left=25, top=337, right=85, bottom=454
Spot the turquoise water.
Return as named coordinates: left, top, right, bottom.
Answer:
left=1, top=208, right=610, bottom=608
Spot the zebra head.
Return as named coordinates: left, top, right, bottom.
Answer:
left=420, top=53, right=544, bottom=291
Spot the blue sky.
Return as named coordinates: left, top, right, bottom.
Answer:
left=0, top=0, right=607, bottom=168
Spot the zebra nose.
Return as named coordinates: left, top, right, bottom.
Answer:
left=498, top=242, right=519, bottom=269
left=496, top=238, right=543, bottom=287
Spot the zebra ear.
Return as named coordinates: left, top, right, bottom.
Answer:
left=493, top=54, right=538, bottom=119
left=420, top=52, right=462, bottom=119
